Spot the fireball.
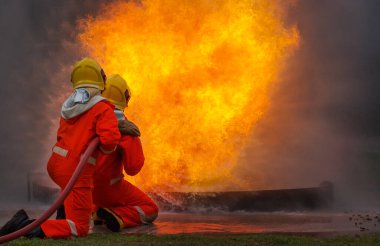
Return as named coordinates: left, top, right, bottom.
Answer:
left=78, top=0, right=299, bottom=191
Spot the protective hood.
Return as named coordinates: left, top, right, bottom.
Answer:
left=61, top=88, right=105, bottom=119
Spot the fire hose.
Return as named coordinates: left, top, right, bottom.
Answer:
left=0, top=137, right=100, bottom=244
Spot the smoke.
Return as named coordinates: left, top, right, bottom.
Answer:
left=236, top=0, right=380, bottom=208
left=0, top=0, right=104, bottom=202
left=0, top=0, right=378, bottom=208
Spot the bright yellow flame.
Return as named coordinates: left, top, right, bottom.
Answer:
left=78, top=0, right=299, bottom=191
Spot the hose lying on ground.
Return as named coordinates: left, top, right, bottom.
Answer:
left=0, top=137, right=100, bottom=244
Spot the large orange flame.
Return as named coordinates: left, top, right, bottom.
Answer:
left=78, top=0, right=299, bottom=192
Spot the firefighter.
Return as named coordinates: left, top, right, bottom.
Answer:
left=92, top=74, right=158, bottom=232
left=0, top=58, right=121, bottom=238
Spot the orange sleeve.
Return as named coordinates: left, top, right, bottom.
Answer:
left=118, top=135, right=145, bottom=176
left=96, top=106, right=121, bottom=154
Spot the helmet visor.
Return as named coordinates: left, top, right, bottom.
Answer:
left=125, top=90, right=131, bottom=106
left=100, top=69, right=107, bottom=83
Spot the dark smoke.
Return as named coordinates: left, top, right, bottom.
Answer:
left=0, top=0, right=378, bottom=209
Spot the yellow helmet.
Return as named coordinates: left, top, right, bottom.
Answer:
left=102, top=74, right=131, bottom=110
left=71, top=57, right=107, bottom=90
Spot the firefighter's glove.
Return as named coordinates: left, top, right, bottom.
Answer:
left=118, top=120, right=141, bottom=137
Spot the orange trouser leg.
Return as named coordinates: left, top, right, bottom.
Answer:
left=41, top=186, right=93, bottom=238
left=42, top=157, right=94, bottom=238
left=93, top=180, right=158, bottom=228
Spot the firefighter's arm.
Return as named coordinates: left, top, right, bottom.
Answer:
left=96, top=107, right=121, bottom=154
left=119, top=136, right=145, bottom=176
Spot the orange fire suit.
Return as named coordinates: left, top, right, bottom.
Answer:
left=41, top=100, right=121, bottom=238
left=93, top=135, right=158, bottom=228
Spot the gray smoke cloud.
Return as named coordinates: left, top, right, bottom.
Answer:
left=0, top=0, right=378, bottom=209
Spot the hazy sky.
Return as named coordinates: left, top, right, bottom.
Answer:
left=0, top=0, right=378, bottom=205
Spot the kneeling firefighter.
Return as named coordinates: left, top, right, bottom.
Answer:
left=93, top=74, right=159, bottom=232
left=0, top=58, right=121, bottom=239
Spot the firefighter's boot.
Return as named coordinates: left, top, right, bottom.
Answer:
left=97, top=208, right=124, bottom=232
left=0, top=209, right=29, bottom=236
left=18, top=219, right=45, bottom=238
